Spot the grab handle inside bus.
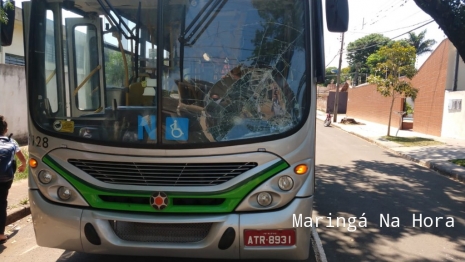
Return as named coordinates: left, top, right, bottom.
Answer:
left=73, top=65, right=102, bottom=96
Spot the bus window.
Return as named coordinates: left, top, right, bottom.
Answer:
left=44, top=10, right=58, bottom=114
left=73, top=25, right=101, bottom=111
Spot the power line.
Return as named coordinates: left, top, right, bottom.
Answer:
left=371, top=0, right=404, bottom=19
left=349, top=19, right=433, bottom=35
left=351, top=0, right=405, bottom=31
left=381, top=19, right=433, bottom=33
left=345, top=40, right=388, bottom=54
left=325, top=52, right=340, bottom=67
left=369, top=0, right=410, bottom=26
left=326, top=16, right=436, bottom=68
left=390, top=19, right=435, bottom=39
left=396, top=9, right=423, bottom=23
left=376, top=0, right=406, bottom=14
left=345, top=19, right=435, bottom=55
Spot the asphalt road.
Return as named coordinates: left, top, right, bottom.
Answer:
left=314, top=122, right=465, bottom=261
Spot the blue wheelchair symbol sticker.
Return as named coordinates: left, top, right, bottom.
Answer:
left=165, top=117, right=189, bottom=141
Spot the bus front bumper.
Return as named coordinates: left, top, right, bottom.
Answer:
left=29, top=190, right=313, bottom=260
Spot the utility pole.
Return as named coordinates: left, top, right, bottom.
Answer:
left=333, top=32, right=344, bottom=123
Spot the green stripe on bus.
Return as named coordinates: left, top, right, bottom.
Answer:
left=42, top=155, right=289, bottom=213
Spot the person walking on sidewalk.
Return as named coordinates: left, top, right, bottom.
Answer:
left=0, top=115, right=27, bottom=244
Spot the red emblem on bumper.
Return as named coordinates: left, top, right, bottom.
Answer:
left=150, top=192, right=169, bottom=210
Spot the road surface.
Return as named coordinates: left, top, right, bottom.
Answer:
left=314, top=122, right=465, bottom=261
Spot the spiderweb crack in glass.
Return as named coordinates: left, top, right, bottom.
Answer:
left=31, top=0, right=308, bottom=146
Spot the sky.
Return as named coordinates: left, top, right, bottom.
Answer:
left=14, top=0, right=447, bottom=70
left=323, top=0, right=447, bottom=69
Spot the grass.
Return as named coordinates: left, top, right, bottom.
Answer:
left=382, top=136, right=444, bottom=147
left=449, top=159, right=465, bottom=167
left=7, top=197, right=29, bottom=210
left=19, top=198, right=29, bottom=205
left=13, top=147, right=29, bottom=182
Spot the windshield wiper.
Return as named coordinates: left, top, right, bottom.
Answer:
left=97, top=0, right=136, bottom=40
left=97, top=0, right=142, bottom=78
left=179, top=0, right=228, bottom=46
left=178, top=0, right=227, bottom=81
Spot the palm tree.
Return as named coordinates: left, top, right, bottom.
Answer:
left=407, top=29, right=437, bottom=56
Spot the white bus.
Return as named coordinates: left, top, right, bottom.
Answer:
left=22, top=0, right=347, bottom=260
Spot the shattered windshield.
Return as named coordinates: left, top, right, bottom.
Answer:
left=32, top=0, right=309, bottom=147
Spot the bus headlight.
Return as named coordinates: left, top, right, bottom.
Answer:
left=278, top=176, right=294, bottom=191
left=38, top=170, right=53, bottom=184
left=235, top=159, right=313, bottom=212
left=57, top=186, right=72, bottom=201
left=29, top=155, right=88, bottom=206
left=257, top=192, right=273, bottom=207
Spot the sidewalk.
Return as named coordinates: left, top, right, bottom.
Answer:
left=317, top=110, right=465, bottom=183
left=5, top=117, right=465, bottom=226
left=6, top=179, right=30, bottom=225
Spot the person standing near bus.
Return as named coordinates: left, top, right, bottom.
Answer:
left=0, top=115, right=27, bottom=244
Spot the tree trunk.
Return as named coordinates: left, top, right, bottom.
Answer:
left=413, top=0, right=465, bottom=62
left=387, top=92, right=396, bottom=136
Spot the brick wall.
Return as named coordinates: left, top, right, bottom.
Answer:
left=347, top=83, right=404, bottom=128
left=411, top=39, right=450, bottom=136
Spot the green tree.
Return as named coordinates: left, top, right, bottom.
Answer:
left=366, top=40, right=412, bottom=74
left=324, top=67, right=337, bottom=86
left=413, top=0, right=465, bottom=61
left=324, top=66, right=350, bottom=86
left=105, top=50, right=131, bottom=87
left=346, top=33, right=391, bottom=85
left=0, top=0, right=14, bottom=24
left=406, top=29, right=437, bottom=56
left=341, top=66, right=351, bottom=84
left=341, top=66, right=351, bottom=75
left=367, top=42, right=419, bottom=136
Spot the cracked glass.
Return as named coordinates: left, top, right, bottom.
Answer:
left=31, top=0, right=309, bottom=147
left=162, top=0, right=308, bottom=144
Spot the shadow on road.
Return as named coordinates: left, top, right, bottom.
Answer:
left=0, top=229, right=19, bottom=255
left=314, top=156, right=465, bottom=261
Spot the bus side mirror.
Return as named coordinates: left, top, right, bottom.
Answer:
left=325, top=0, right=348, bottom=32
left=1, top=0, right=15, bottom=46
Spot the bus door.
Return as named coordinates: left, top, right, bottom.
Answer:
left=66, top=17, right=105, bottom=118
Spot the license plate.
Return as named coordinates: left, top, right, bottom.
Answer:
left=244, top=229, right=296, bottom=246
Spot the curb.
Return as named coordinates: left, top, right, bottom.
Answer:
left=428, top=161, right=465, bottom=183
left=311, top=226, right=327, bottom=262
left=6, top=205, right=31, bottom=225
left=319, top=118, right=465, bottom=183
